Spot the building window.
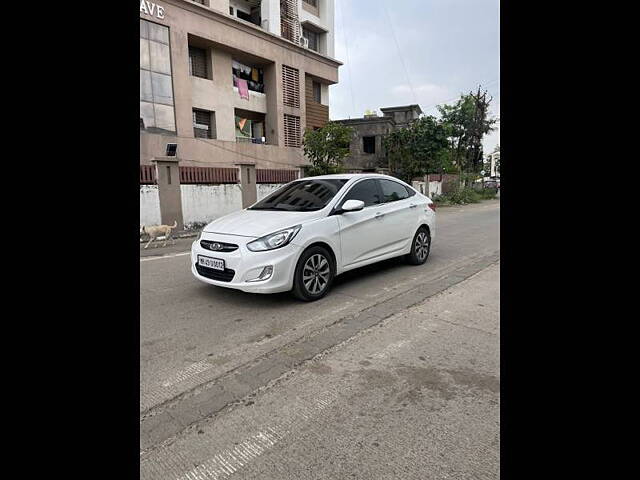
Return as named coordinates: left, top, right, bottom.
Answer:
left=140, top=19, right=176, bottom=134
left=229, top=6, right=234, bottom=15
left=303, top=0, right=318, bottom=7
left=193, top=109, right=216, bottom=139
left=302, top=27, right=319, bottom=52
left=281, top=0, right=300, bottom=42
left=363, top=136, right=376, bottom=154
left=284, top=114, right=301, bottom=147
left=237, top=10, right=251, bottom=21
left=312, top=81, right=321, bottom=103
left=282, top=65, right=300, bottom=108
left=189, top=46, right=209, bottom=79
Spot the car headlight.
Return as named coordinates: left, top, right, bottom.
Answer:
left=247, top=225, right=301, bottom=252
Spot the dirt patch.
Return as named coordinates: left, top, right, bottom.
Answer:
left=356, top=368, right=398, bottom=389
left=394, top=366, right=456, bottom=403
left=308, top=363, right=333, bottom=375
left=446, top=367, right=500, bottom=394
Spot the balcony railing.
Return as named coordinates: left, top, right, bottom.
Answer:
left=236, top=136, right=266, bottom=144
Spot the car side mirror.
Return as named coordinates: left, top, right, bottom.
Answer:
left=341, top=199, right=365, bottom=212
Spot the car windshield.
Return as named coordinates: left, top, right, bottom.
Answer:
left=249, top=179, right=348, bottom=212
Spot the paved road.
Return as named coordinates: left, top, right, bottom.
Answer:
left=141, top=261, right=500, bottom=479
left=140, top=200, right=500, bottom=459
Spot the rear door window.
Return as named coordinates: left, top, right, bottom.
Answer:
left=378, top=179, right=409, bottom=203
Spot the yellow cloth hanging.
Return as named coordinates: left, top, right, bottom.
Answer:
left=251, top=68, right=259, bottom=82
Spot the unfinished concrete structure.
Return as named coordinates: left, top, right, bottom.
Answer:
left=334, top=104, right=422, bottom=173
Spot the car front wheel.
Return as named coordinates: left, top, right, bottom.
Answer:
left=406, top=227, right=431, bottom=265
left=292, top=246, right=334, bottom=301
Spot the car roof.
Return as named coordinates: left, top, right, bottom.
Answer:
left=297, top=173, right=403, bottom=183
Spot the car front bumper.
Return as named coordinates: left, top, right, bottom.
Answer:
left=190, top=233, right=300, bottom=294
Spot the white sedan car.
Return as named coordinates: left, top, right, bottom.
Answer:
left=191, top=174, right=436, bottom=301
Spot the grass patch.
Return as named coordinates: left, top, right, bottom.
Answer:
left=433, top=187, right=498, bottom=206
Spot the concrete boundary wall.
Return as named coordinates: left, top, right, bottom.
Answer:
left=139, top=183, right=288, bottom=229
left=257, top=183, right=284, bottom=201
left=180, top=184, right=243, bottom=228
left=140, top=185, right=162, bottom=226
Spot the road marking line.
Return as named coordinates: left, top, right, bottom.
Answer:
left=140, top=252, right=191, bottom=262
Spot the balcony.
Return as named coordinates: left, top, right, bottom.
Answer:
left=235, top=108, right=266, bottom=145
left=232, top=58, right=268, bottom=112
left=229, top=0, right=263, bottom=28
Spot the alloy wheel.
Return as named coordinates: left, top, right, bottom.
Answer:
left=302, top=254, right=330, bottom=295
left=415, top=231, right=430, bottom=262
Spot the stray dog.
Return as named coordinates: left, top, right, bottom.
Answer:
left=141, top=220, right=178, bottom=249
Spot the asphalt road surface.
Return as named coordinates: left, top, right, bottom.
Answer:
left=140, top=200, right=500, bottom=478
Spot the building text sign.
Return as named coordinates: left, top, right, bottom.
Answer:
left=140, top=1, right=165, bottom=19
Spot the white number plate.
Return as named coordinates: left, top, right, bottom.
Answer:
left=198, top=255, right=225, bottom=271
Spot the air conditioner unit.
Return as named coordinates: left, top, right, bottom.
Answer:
left=301, top=37, right=309, bottom=48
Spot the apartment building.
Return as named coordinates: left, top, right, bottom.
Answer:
left=140, top=0, right=340, bottom=170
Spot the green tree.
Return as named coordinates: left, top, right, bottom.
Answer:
left=302, top=122, right=354, bottom=176
left=438, top=86, right=498, bottom=185
left=383, top=115, right=450, bottom=183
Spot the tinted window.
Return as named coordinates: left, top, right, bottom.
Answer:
left=341, top=179, right=382, bottom=207
left=405, top=185, right=416, bottom=197
left=379, top=179, right=409, bottom=203
left=250, top=179, right=348, bottom=211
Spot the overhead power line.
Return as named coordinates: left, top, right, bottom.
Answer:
left=421, top=78, right=500, bottom=114
left=379, top=0, right=418, bottom=105
left=337, top=0, right=357, bottom=116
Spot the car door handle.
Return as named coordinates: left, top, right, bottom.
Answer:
left=375, top=212, right=385, bottom=219
left=409, top=203, right=417, bottom=209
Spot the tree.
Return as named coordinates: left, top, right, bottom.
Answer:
left=437, top=86, right=498, bottom=185
left=302, top=122, right=354, bottom=176
left=383, top=115, right=450, bottom=183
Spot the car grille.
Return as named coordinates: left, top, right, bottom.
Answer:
left=195, top=263, right=236, bottom=282
left=200, top=240, right=239, bottom=252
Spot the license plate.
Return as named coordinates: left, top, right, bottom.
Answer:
left=198, top=255, right=225, bottom=271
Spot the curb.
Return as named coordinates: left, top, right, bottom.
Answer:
left=140, top=231, right=199, bottom=243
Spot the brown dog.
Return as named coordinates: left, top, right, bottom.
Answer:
left=141, top=220, right=177, bottom=249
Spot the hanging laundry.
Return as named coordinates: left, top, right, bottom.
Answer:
left=251, top=67, right=259, bottom=82
left=236, top=78, right=250, bottom=100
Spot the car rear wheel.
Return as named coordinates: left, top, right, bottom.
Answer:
left=406, top=227, right=431, bottom=265
left=292, top=246, right=334, bottom=301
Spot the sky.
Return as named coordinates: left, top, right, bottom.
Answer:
left=330, top=0, right=500, bottom=154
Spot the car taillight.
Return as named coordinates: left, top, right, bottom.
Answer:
left=427, top=203, right=436, bottom=212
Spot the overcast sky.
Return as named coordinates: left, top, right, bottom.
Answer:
left=330, top=0, right=500, bottom=154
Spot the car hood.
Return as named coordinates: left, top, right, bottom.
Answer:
left=203, top=209, right=325, bottom=238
